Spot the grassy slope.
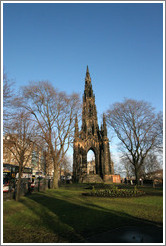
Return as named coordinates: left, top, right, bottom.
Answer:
left=3, top=184, right=163, bottom=243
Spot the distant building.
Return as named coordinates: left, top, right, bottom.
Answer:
left=144, top=169, right=163, bottom=183
left=3, top=134, right=46, bottom=176
left=87, top=159, right=96, bottom=175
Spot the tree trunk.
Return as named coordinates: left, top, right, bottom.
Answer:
left=16, top=164, right=23, bottom=201
left=16, top=179, right=21, bottom=201
left=134, top=165, right=139, bottom=186
left=53, top=167, right=59, bottom=189
left=16, top=165, right=23, bottom=201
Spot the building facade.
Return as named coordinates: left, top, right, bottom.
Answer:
left=73, top=67, right=114, bottom=183
left=3, top=134, right=46, bottom=176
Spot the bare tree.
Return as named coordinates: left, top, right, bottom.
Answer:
left=21, top=81, right=81, bottom=189
left=4, top=111, right=37, bottom=201
left=140, top=152, right=161, bottom=179
left=106, top=98, right=163, bottom=185
left=60, top=154, right=72, bottom=178
left=121, top=157, right=134, bottom=179
left=3, top=72, right=15, bottom=130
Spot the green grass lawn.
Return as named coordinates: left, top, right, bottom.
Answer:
left=3, top=184, right=163, bottom=243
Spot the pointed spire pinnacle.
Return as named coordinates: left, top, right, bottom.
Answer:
left=75, top=114, right=78, bottom=127
left=103, top=113, right=106, bottom=125
left=103, top=113, right=107, bottom=137
left=85, top=65, right=91, bottom=83
left=74, top=114, right=79, bottom=138
left=86, top=65, right=89, bottom=74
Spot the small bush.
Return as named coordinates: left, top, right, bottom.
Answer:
left=83, top=186, right=145, bottom=198
left=88, top=183, right=117, bottom=190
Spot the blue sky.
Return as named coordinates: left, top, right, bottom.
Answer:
left=3, top=2, right=163, bottom=169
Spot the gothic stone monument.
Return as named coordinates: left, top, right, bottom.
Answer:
left=73, top=66, right=114, bottom=183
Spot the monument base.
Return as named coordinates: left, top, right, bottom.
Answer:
left=104, top=174, right=121, bottom=183
left=79, top=174, right=103, bottom=183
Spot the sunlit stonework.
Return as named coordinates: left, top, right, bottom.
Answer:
left=73, top=66, right=114, bottom=183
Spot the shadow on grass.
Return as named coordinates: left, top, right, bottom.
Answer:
left=19, top=190, right=163, bottom=243
left=140, top=188, right=163, bottom=196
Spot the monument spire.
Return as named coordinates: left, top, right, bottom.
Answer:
left=103, top=113, right=108, bottom=137
left=73, top=67, right=114, bottom=183
left=86, top=65, right=89, bottom=74
left=82, top=66, right=98, bottom=137
left=85, top=65, right=91, bottom=83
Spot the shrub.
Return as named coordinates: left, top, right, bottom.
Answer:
left=83, top=186, right=145, bottom=198
left=88, top=183, right=117, bottom=190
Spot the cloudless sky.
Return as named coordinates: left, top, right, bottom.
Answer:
left=3, top=2, right=163, bottom=169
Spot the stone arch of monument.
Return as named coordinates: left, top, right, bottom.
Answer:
left=87, top=149, right=96, bottom=175
left=73, top=66, right=114, bottom=183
